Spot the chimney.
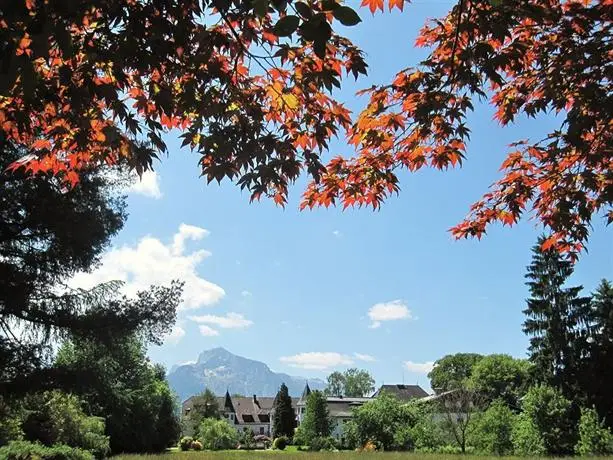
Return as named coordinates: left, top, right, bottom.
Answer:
left=253, top=394, right=257, bottom=404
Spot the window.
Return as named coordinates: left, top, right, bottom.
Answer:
left=301, top=407, right=305, bottom=414
left=259, top=427, right=264, bottom=435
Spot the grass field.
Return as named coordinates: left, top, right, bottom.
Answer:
left=113, top=452, right=606, bottom=460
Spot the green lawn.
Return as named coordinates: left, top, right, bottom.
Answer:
left=113, top=452, right=603, bottom=460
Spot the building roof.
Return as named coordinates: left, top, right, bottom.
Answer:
left=232, top=395, right=276, bottom=424
left=326, top=397, right=371, bottom=417
left=373, top=384, right=429, bottom=401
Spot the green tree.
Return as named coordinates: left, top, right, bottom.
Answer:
left=324, top=372, right=344, bottom=397
left=197, top=419, right=238, bottom=451
left=428, top=353, right=483, bottom=393
left=344, top=369, right=376, bottom=398
left=272, top=383, right=295, bottom=439
left=583, top=280, right=613, bottom=426
left=192, top=389, right=220, bottom=423
left=469, top=355, right=531, bottom=409
left=299, top=391, right=331, bottom=443
left=0, top=141, right=123, bottom=395
left=523, top=236, right=591, bottom=397
left=438, top=387, right=484, bottom=454
left=350, top=392, right=417, bottom=451
left=55, top=335, right=181, bottom=454
left=575, top=407, right=613, bottom=455
left=470, top=399, right=514, bottom=455
left=520, top=384, right=576, bottom=456
left=324, top=368, right=375, bottom=397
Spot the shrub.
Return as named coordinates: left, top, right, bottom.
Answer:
left=470, top=399, right=514, bottom=455
left=0, top=441, right=94, bottom=460
left=512, top=413, right=545, bottom=456
left=197, top=418, right=238, bottom=450
left=309, top=436, right=338, bottom=452
left=238, top=428, right=255, bottom=450
left=273, top=436, right=288, bottom=450
left=575, top=407, right=613, bottom=455
left=190, top=440, right=203, bottom=451
left=520, top=384, right=576, bottom=455
left=179, top=436, right=193, bottom=451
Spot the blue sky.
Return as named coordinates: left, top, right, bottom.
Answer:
left=73, top=2, right=611, bottom=393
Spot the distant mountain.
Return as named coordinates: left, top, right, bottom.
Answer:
left=167, top=347, right=325, bottom=401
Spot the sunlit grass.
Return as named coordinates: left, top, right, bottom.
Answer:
left=113, top=451, right=602, bottom=460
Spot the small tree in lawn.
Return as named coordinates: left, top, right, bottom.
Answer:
left=439, top=387, right=484, bottom=454
left=300, top=391, right=331, bottom=444
left=272, top=383, right=296, bottom=439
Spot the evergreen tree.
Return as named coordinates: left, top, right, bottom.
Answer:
left=272, top=383, right=295, bottom=439
left=299, top=391, right=331, bottom=442
left=522, top=236, right=591, bottom=397
left=0, top=140, right=181, bottom=395
left=584, top=280, right=613, bottom=426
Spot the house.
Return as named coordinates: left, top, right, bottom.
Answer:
left=182, top=390, right=298, bottom=437
left=296, top=383, right=429, bottom=444
left=182, top=382, right=430, bottom=441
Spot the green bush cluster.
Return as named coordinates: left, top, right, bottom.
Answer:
left=196, top=418, right=238, bottom=451
left=0, top=441, right=94, bottom=460
left=308, top=436, right=338, bottom=452
left=272, top=435, right=288, bottom=450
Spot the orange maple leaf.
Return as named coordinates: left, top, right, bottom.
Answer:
left=361, top=0, right=384, bottom=14
left=389, top=0, right=405, bottom=11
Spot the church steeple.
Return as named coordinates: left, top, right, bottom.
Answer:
left=224, top=389, right=235, bottom=412
left=299, top=382, right=311, bottom=403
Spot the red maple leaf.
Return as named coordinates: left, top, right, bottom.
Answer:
left=361, top=0, right=384, bottom=14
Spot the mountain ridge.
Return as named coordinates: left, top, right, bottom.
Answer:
left=167, top=347, right=325, bottom=401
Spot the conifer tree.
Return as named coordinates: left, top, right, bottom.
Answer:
left=272, top=383, right=295, bottom=439
left=522, top=236, right=591, bottom=397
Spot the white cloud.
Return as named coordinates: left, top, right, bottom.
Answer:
left=403, top=361, right=435, bottom=374
left=129, top=170, right=162, bottom=199
left=165, top=324, right=186, bottom=344
left=368, top=300, right=412, bottom=328
left=189, top=312, right=253, bottom=329
left=354, top=353, right=376, bottom=362
left=199, top=325, right=220, bottom=337
left=279, top=352, right=354, bottom=370
left=70, top=224, right=225, bottom=310
left=332, top=230, right=342, bottom=237
left=241, top=290, right=252, bottom=297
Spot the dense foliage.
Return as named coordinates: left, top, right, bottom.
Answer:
left=0, top=440, right=94, bottom=460
left=55, top=335, right=181, bottom=454
left=348, top=393, right=417, bottom=451
left=1, top=0, right=610, bottom=254
left=469, top=354, right=530, bottom=408
left=428, top=353, right=482, bottom=393
left=197, top=418, right=238, bottom=451
left=297, top=391, right=331, bottom=445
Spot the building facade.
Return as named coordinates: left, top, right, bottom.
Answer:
left=182, top=383, right=429, bottom=441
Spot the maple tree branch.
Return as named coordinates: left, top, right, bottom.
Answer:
left=447, top=0, right=466, bottom=89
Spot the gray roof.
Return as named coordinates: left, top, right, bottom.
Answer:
left=326, top=397, right=371, bottom=417
left=373, top=384, right=429, bottom=401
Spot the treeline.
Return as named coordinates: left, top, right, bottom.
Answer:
left=0, top=143, right=182, bottom=459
